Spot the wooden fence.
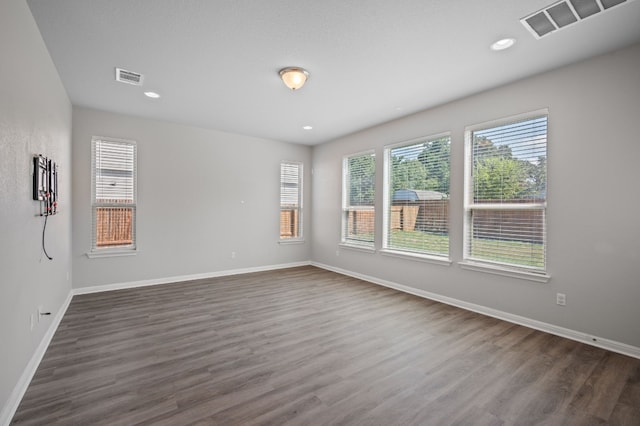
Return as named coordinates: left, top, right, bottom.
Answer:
left=347, top=200, right=543, bottom=243
left=96, top=207, right=133, bottom=247
left=345, top=207, right=375, bottom=236
left=471, top=208, right=544, bottom=243
left=98, top=203, right=542, bottom=246
left=280, top=208, right=300, bottom=238
left=390, top=200, right=449, bottom=234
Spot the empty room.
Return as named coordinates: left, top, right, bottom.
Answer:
left=2, top=0, right=640, bottom=424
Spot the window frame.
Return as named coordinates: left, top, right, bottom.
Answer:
left=382, top=132, right=452, bottom=264
left=462, top=109, right=549, bottom=281
left=279, top=161, right=304, bottom=243
left=88, top=136, right=138, bottom=257
left=341, top=150, right=376, bottom=251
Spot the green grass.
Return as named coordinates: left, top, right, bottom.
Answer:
left=349, top=229, right=544, bottom=269
left=388, top=230, right=544, bottom=268
left=388, top=230, right=449, bottom=255
left=470, top=238, right=545, bottom=268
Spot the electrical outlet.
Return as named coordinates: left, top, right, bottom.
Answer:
left=37, top=306, right=43, bottom=323
left=556, top=293, right=566, bottom=306
left=30, top=313, right=35, bottom=331
left=336, top=250, right=340, bottom=256
left=231, top=251, right=236, bottom=259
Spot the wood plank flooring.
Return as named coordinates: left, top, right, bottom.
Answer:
left=11, top=266, right=640, bottom=425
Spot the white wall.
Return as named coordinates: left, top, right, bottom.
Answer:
left=311, top=43, right=640, bottom=348
left=0, top=0, right=72, bottom=419
left=72, top=107, right=312, bottom=288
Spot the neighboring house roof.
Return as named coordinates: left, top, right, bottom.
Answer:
left=392, top=189, right=448, bottom=202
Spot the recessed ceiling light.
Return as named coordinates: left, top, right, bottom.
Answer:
left=144, top=91, right=160, bottom=99
left=303, top=125, right=313, bottom=130
left=490, top=38, right=516, bottom=51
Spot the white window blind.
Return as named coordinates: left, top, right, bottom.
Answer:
left=342, top=151, right=375, bottom=248
left=385, top=135, right=450, bottom=257
left=280, top=162, right=303, bottom=240
left=465, top=113, right=547, bottom=271
left=91, top=137, right=137, bottom=251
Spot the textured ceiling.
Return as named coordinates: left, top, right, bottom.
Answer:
left=27, top=0, right=640, bottom=145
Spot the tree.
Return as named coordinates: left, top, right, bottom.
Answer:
left=391, top=157, right=427, bottom=193
left=349, top=154, right=375, bottom=205
left=418, top=137, right=450, bottom=194
left=472, top=136, right=545, bottom=201
left=474, top=136, right=513, bottom=159
left=527, top=156, right=547, bottom=198
left=473, top=156, right=528, bottom=200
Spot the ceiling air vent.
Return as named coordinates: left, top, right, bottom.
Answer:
left=115, top=68, right=144, bottom=85
left=521, top=0, right=630, bottom=39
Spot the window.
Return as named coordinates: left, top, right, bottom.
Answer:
left=464, top=111, right=547, bottom=273
left=280, top=162, right=303, bottom=241
left=342, top=151, right=376, bottom=249
left=91, top=137, right=137, bottom=253
left=384, top=134, right=451, bottom=258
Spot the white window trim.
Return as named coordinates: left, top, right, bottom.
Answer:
left=341, top=150, right=376, bottom=249
left=458, top=260, right=550, bottom=283
left=278, top=239, right=305, bottom=245
left=379, top=248, right=452, bottom=266
left=338, top=242, right=376, bottom=253
left=382, top=132, right=451, bottom=261
left=86, top=249, right=138, bottom=259
left=88, top=136, right=137, bottom=257
left=462, top=109, right=549, bottom=277
left=279, top=161, right=304, bottom=243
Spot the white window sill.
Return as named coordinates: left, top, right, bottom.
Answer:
left=278, top=239, right=305, bottom=245
left=458, top=261, right=550, bottom=283
left=379, top=249, right=452, bottom=266
left=339, top=242, right=376, bottom=253
left=86, top=249, right=138, bottom=259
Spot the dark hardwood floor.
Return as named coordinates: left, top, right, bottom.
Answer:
left=12, top=266, right=640, bottom=425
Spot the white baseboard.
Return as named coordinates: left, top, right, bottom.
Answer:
left=73, top=261, right=312, bottom=295
left=0, top=291, right=73, bottom=426
left=1, top=261, right=311, bottom=426
left=311, top=261, right=640, bottom=360
left=4, top=260, right=636, bottom=426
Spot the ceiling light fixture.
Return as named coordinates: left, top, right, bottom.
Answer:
left=279, top=67, right=309, bottom=90
left=303, top=125, right=313, bottom=130
left=491, top=38, right=516, bottom=51
left=144, top=91, right=160, bottom=98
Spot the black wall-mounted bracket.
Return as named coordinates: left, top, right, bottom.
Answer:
left=33, top=154, right=58, bottom=216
